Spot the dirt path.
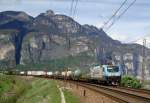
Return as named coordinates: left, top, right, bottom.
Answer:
left=58, top=85, right=66, bottom=103
left=59, top=81, right=119, bottom=103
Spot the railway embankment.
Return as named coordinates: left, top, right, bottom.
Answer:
left=59, top=80, right=150, bottom=103
left=58, top=80, right=118, bottom=103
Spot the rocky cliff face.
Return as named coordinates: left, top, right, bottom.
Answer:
left=0, top=10, right=149, bottom=77
left=0, top=29, right=16, bottom=68
left=19, top=10, right=122, bottom=65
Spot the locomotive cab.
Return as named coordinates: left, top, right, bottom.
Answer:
left=103, top=65, right=122, bottom=85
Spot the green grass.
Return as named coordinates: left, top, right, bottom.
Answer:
left=0, top=74, right=31, bottom=103
left=0, top=75, right=61, bottom=103
left=63, top=89, right=80, bottom=103
left=144, top=80, right=150, bottom=85
left=16, top=79, right=61, bottom=103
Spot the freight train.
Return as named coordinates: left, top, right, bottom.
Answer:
left=3, top=64, right=122, bottom=85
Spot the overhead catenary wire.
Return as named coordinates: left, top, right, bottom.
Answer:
left=69, top=0, right=79, bottom=19
left=67, top=0, right=79, bottom=49
left=72, top=0, right=79, bottom=19
left=105, top=0, right=137, bottom=31
left=101, top=0, right=128, bottom=29
left=128, top=34, right=150, bottom=43
left=66, top=0, right=75, bottom=50
left=142, top=39, right=146, bottom=83
left=69, top=0, right=75, bottom=17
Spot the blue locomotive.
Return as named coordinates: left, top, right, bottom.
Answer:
left=89, top=65, right=122, bottom=85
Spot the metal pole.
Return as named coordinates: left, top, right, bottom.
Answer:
left=142, top=39, right=146, bottom=83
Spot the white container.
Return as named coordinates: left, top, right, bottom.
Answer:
left=27, top=71, right=32, bottom=75
left=47, top=72, right=53, bottom=76
left=20, top=71, right=25, bottom=75
left=61, top=71, right=66, bottom=76
left=67, top=71, right=73, bottom=77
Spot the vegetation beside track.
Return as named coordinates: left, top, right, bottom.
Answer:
left=121, top=75, right=142, bottom=88
left=16, top=79, right=61, bottom=103
left=63, top=89, right=80, bottom=103
left=0, top=75, right=61, bottom=103
left=0, top=74, right=31, bottom=103
left=144, top=80, right=150, bottom=85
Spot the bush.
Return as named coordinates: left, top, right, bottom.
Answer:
left=121, top=75, right=142, bottom=88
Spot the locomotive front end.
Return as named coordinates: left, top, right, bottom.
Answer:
left=104, top=65, right=122, bottom=85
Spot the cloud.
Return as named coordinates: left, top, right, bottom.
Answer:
left=105, top=20, right=150, bottom=42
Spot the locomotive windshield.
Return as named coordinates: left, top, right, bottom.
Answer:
left=107, top=66, right=119, bottom=72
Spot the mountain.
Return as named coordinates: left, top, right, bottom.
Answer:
left=135, top=35, right=150, bottom=48
left=0, top=10, right=150, bottom=79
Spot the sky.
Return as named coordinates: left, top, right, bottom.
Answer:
left=0, top=0, right=150, bottom=43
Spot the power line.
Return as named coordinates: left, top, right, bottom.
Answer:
left=69, top=0, right=79, bottom=19
left=128, top=34, right=150, bottom=43
left=66, top=0, right=79, bottom=50
left=69, top=0, right=75, bottom=17
left=72, top=0, right=79, bottom=19
left=101, top=0, right=128, bottom=29
left=66, top=0, right=75, bottom=50
left=105, top=0, right=137, bottom=31
left=68, top=0, right=79, bottom=48
left=142, top=39, right=146, bottom=83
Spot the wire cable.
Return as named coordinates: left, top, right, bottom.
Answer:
left=69, top=0, right=75, bottom=17
left=128, top=34, right=150, bottom=43
left=105, top=0, right=137, bottom=31
left=101, top=0, right=128, bottom=29
left=72, top=0, right=79, bottom=19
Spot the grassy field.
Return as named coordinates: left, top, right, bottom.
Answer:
left=0, top=74, right=81, bottom=103
left=143, top=80, right=150, bottom=89
left=0, top=75, right=61, bottom=103
left=144, top=80, right=150, bottom=85
left=0, top=74, right=30, bottom=103
left=63, top=89, right=80, bottom=103
left=17, top=79, right=61, bottom=103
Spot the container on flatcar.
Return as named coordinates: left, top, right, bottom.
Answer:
left=67, top=71, right=72, bottom=77
left=54, top=71, right=60, bottom=75
left=27, top=71, right=32, bottom=75
left=20, top=71, right=25, bottom=75
left=47, top=71, right=53, bottom=76
left=61, top=71, right=66, bottom=76
left=32, top=71, right=45, bottom=76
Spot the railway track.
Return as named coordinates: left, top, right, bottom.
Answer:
left=37, top=77, right=150, bottom=103
left=117, top=86, right=150, bottom=98
left=68, top=81, right=150, bottom=103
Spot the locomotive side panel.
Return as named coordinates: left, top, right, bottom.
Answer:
left=90, top=66, right=104, bottom=80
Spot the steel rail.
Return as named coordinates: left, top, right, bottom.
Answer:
left=66, top=80, right=150, bottom=103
